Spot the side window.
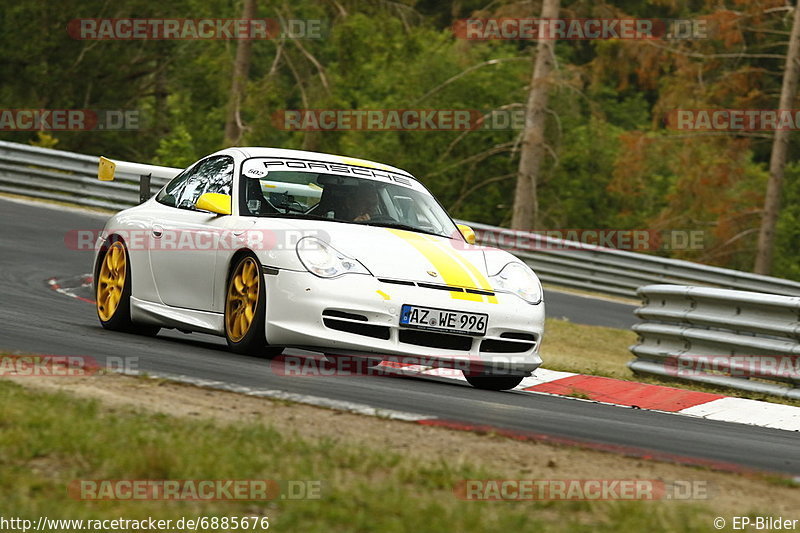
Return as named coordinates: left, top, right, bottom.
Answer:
left=156, top=156, right=234, bottom=209
left=156, top=165, right=196, bottom=208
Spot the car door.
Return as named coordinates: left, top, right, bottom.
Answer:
left=149, top=155, right=235, bottom=311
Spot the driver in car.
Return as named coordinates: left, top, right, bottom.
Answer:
left=346, top=189, right=380, bottom=222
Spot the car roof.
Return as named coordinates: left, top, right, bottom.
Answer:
left=223, top=147, right=414, bottom=178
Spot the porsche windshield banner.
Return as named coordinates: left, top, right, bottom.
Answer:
left=241, top=158, right=426, bottom=192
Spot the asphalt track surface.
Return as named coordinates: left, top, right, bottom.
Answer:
left=1, top=197, right=798, bottom=475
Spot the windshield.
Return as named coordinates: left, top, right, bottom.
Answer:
left=239, top=158, right=459, bottom=239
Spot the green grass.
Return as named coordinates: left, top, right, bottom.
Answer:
left=0, top=380, right=740, bottom=532
left=541, top=318, right=638, bottom=380
left=541, top=318, right=800, bottom=407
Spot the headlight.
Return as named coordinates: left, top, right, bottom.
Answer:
left=296, top=237, right=371, bottom=278
left=490, top=261, right=542, bottom=304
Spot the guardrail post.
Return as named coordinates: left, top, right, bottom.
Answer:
left=139, top=173, right=151, bottom=204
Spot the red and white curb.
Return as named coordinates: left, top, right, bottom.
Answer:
left=48, top=274, right=800, bottom=432
left=47, top=274, right=94, bottom=304
left=389, top=364, right=800, bottom=432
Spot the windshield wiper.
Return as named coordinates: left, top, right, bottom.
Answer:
left=266, top=212, right=331, bottom=220
left=254, top=214, right=449, bottom=238
left=358, top=221, right=448, bottom=238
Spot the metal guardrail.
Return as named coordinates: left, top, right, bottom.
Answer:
left=3, top=139, right=800, bottom=298
left=629, top=284, right=800, bottom=399
left=464, top=221, right=800, bottom=298
left=0, top=140, right=172, bottom=211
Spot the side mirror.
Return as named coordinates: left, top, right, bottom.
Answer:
left=457, top=224, right=476, bottom=245
left=195, top=193, right=232, bottom=215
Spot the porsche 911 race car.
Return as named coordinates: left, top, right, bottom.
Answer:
left=93, top=147, right=545, bottom=390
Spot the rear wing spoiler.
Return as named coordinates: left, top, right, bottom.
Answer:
left=98, top=156, right=182, bottom=203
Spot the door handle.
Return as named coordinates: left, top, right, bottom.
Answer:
left=152, top=225, right=164, bottom=238
left=233, top=219, right=257, bottom=236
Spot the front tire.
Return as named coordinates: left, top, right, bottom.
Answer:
left=96, top=239, right=160, bottom=336
left=224, top=254, right=283, bottom=358
left=465, top=375, right=524, bottom=391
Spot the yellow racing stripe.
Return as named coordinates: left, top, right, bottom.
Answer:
left=421, top=234, right=498, bottom=304
left=339, top=156, right=390, bottom=170
left=388, top=229, right=483, bottom=302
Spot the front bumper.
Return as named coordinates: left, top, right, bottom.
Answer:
left=263, top=269, right=545, bottom=375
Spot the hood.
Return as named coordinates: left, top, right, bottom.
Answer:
left=251, top=218, right=495, bottom=291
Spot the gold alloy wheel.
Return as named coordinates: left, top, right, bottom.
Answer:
left=226, top=257, right=261, bottom=342
left=97, top=242, right=127, bottom=322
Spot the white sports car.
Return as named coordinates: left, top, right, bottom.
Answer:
left=93, top=147, right=544, bottom=390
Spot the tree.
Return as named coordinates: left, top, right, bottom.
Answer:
left=224, top=0, right=257, bottom=146
left=755, top=2, right=800, bottom=275
left=511, top=0, right=560, bottom=230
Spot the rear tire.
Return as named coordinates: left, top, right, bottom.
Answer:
left=465, top=375, right=524, bottom=391
left=224, top=253, right=283, bottom=358
left=96, top=239, right=160, bottom=336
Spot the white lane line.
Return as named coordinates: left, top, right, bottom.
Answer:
left=118, top=370, right=436, bottom=422
left=681, top=397, right=800, bottom=431
left=517, top=369, right=577, bottom=389
left=421, top=367, right=467, bottom=380
left=380, top=363, right=575, bottom=390
left=379, top=362, right=468, bottom=381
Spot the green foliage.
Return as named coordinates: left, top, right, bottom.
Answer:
left=153, top=124, right=196, bottom=168
left=29, top=132, right=59, bottom=149
left=773, top=163, right=800, bottom=280
left=1, top=0, right=796, bottom=276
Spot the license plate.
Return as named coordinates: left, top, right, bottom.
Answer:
left=399, top=304, right=487, bottom=336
